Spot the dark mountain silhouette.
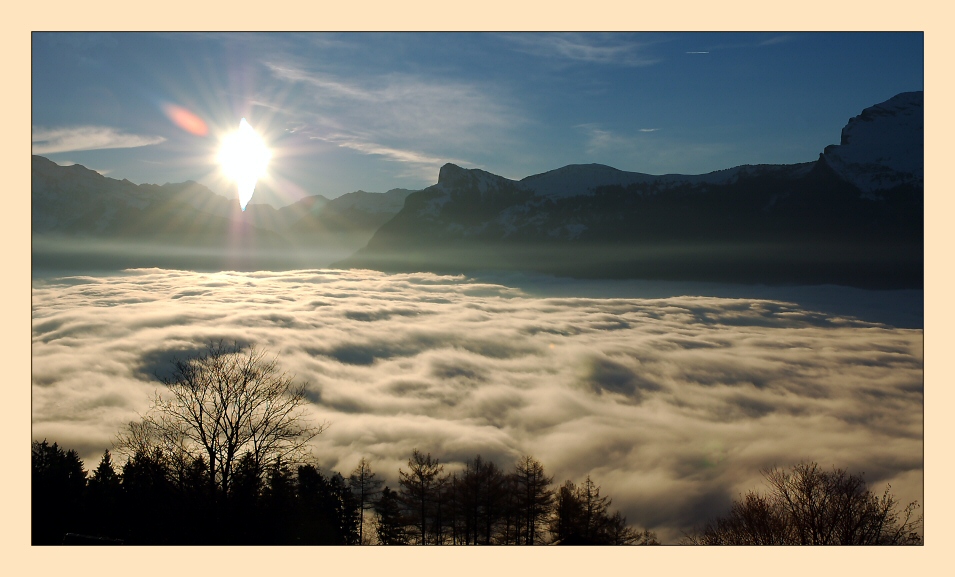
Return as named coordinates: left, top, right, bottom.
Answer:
left=32, top=92, right=922, bottom=287
left=31, top=155, right=415, bottom=271
left=337, top=92, right=923, bottom=289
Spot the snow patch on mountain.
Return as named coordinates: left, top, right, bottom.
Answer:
left=436, top=163, right=523, bottom=194
left=822, top=91, right=923, bottom=196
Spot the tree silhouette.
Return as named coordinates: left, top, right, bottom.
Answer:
left=31, top=440, right=87, bottom=544
left=120, top=447, right=175, bottom=543
left=324, top=471, right=361, bottom=544
left=295, top=465, right=339, bottom=544
left=606, top=511, right=657, bottom=545
left=375, top=486, right=409, bottom=544
left=225, top=451, right=265, bottom=544
left=513, top=455, right=554, bottom=545
left=117, top=342, right=325, bottom=506
left=550, top=480, right=584, bottom=544
left=578, top=476, right=612, bottom=542
left=456, top=455, right=506, bottom=544
left=85, top=450, right=122, bottom=540
left=261, top=456, right=296, bottom=544
left=684, top=462, right=923, bottom=545
left=349, top=457, right=383, bottom=544
left=398, top=449, right=444, bottom=544
left=548, top=475, right=653, bottom=545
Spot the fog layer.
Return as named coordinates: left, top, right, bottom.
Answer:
left=31, top=268, right=923, bottom=542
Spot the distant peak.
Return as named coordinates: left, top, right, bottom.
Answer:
left=438, top=163, right=468, bottom=184
left=822, top=90, right=923, bottom=194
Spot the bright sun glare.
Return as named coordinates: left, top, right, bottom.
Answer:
left=218, top=118, right=271, bottom=211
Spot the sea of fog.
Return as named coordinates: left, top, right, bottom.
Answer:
left=31, top=268, right=923, bottom=543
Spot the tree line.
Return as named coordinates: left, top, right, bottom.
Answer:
left=31, top=439, right=657, bottom=545
left=31, top=342, right=922, bottom=545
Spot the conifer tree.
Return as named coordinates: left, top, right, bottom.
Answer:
left=398, top=449, right=443, bottom=544
left=31, top=440, right=87, bottom=544
left=514, top=455, right=554, bottom=545
left=86, top=450, right=121, bottom=539
left=375, top=486, right=408, bottom=545
left=349, top=457, right=383, bottom=544
left=120, top=447, right=174, bottom=543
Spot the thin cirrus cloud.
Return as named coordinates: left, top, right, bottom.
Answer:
left=579, top=124, right=653, bottom=159
left=311, top=134, right=472, bottom=180
left=696, top=34, right=797, bottom=54
left=32, top=126, right=166, bottom=155
left=31, top=268, right=923, bottom=543
left=501, top=33, right=661, bottom=67
left=261, top=60, right=520, bottom=170
left=758, top=35, right=795, bottom=46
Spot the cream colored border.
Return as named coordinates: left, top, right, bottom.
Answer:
left=10, top=4, right=948, bottom=574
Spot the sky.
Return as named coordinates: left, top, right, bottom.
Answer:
left=27, top=28, right=928, bottom=547
left=31, top=32, right=923, bottom=208
left=31, top=268, right=923, bottom=544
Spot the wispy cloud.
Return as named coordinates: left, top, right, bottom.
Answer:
left=693, top=34, right=797, bottom=54
left=579, top=124, right=657, bottom=157
left=264, top=63, right=375, bottom=102
left=260, top=60, right=520, bottom=174
left=311, top=133, right=470, bottom=180
left=32, top=126, right=166, bottom=155
left=759, top=35, right=795, bottom=46
left=32, top=268, right=922, bottom=543
left=503, top=33, right=660, bottom=67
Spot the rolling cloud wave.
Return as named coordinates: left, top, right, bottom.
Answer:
left=31, top=268, right=923, bottom=542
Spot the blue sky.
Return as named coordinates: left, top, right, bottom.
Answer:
left=32, top=32, right=923, bottom=207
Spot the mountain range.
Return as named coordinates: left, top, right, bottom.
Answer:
left=32, top=156, right=415, bottom=271
left=338, top=92, right=923, bottom=289
left=32, top=92, right=922, bottom=288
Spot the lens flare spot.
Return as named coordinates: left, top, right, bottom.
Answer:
left=161, top=103, right=208, bottom=136
left=218, top=118, right=271, bottom=211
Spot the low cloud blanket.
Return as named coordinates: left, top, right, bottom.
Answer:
left=31, top=268, right=923, bottom=542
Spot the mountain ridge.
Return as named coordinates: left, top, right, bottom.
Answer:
left=32, top=91, right=922, bottom=287
left=338, top=92, right=923, bottom=289
left=32, top=155, right=416, bottom=270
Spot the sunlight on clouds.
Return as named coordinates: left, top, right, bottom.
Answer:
left=31, top=269, right=922, bottom=542
left=32, top=126, right=166, bottom=155
left=261, top=61, right=520, bottom=171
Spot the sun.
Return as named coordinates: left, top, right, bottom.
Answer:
left=218, top=118, right=271, bottom=211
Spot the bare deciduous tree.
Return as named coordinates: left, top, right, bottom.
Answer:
left=118, top=341, right=324, bottom=498
left=684, top=462, right=923, bottom=545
